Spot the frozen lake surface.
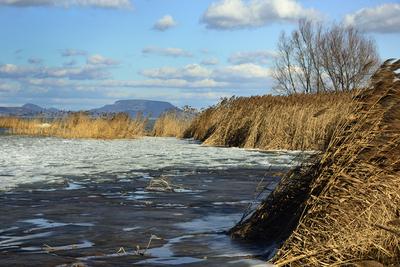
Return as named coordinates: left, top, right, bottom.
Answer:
left=0, top=136, right=305, bottom=266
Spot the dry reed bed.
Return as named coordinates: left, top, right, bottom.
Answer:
left=152, top=111, right=194, bottom=138
left=232, top=59, right=400, bottom=266
left=184, top=92, right=353, bottom=151
left=0, top=112, right=147, bottom=139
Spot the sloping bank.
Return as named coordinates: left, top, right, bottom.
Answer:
left=230, top=59, right=400, bottom=266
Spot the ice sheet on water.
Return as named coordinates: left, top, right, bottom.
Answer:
left=0, top=136, right=307, bottom=191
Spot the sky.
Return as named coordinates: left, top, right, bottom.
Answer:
left=0, top=0, right=399, bottom=110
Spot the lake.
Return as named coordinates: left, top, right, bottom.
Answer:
left=0, top=136, right=305, bottom=267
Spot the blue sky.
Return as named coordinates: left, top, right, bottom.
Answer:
left=0, top=0, right=399, bottom=110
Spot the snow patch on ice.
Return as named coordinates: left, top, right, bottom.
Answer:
left=0, top=136, right=307, bottom=191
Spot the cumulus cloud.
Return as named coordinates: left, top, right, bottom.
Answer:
left=38, top=66, right=110, bottom=80
left=0, top=80, right=21, bottom=92
left=139, top=64, right=212, bottom=80
left=87, top=54, right=119, bottom=66
left=0, top=63, right=110, bottom=80
left=201, top=58, right=219, bottom=65
left=153, top=15, right=177, bottom=31
left=0, top=0, right=133, bottom=9
left=138, top=62, right=272, bottom=88
left=213, top=63, right=271, bottom=82
left=101, top=63, right=272, bottom=89
left=1, top=56, right=274, bottom=109
left=25, top=78, right=75, bottom=88
left=142, top=46, right=193, bottom=58
left=61, top=49, right=87, bottom=57
left=228, top=50, right=276, bottom=65
left=99, top=78, right=229, bottom=89
left=0, top=64, right=37, bottom=78
left=201, top=0, right=320, bottom=30
left=344, top=3, right=400, bottom=33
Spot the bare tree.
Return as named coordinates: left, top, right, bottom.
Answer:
left=273, top=32, right=297, bottom=94
left=273, top=20, right=380, bottom=94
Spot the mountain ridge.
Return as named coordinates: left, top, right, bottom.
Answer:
left=0, top=99, right=180, bottom=118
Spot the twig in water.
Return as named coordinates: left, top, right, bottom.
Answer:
left=116, top=247, right=126, bottom=254
left=136, top=234, right=163, bottom=256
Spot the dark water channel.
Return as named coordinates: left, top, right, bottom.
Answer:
left=0, top=136, right=303, bottom=267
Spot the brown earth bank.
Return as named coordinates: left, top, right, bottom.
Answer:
left=183, top=91, right=354, bottom=151
left=230, top=59, right=400, bottom=266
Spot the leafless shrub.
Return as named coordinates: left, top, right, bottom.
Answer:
left=273, top=19, right=380, bottom=94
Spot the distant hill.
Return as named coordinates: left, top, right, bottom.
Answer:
left=0, top=100, right=180, bottom=119
left=90, top=100, right=180, bottom=118
left=0, top=103, right=61, bottom=117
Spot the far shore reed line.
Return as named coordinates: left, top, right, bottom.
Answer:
left=0, top=91, right=354, bottom=151
left=0, top=112, right=147, bottom=139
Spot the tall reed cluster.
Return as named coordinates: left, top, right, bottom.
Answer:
left=184, top=92, right=354, bottom=151
left=0, top=112, right=147, bottom=139
left=152, top=110, right=194, bottom=138
left=231, top=59, right=400, bottom=266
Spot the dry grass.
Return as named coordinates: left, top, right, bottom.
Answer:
left=231, top=59, right=400, bottom=266
left=272, top=59, right=400, bottom=266
left=184, top=92, right=354, bottom=151
left=0, top=112, right=147, bottom=139
left=145, top=176, right=185, bottom=192
left=152, top=110, right=194, bottom=138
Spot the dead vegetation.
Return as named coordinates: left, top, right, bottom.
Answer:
left=152, top=110, right=194, bottom=138
left=0, top=112, right=147, bottom=139
left=184, top=92, right=353, bottom=151
left=230, top=59, right=400, bottom=266
left=145, top=176, right=185, bottom=192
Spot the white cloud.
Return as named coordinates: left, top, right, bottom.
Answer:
left=0, top=63, right=110, bottom=80
left=70, top=0, right=132, bottom=9
left=0, top=80, right=21, bottom=92
left=213, top=63, right=272, bottom=81
left=39, top=66, right=110, bottom=80
left=25, top=78, right=74, bottom=88
left=344, top=3, right=400, bottom=33
left=0, top=58, right=273, bottom=107
left=139, top=63, right=272, bottom=88
left=0, top=64, right=37, bottom=78
left=153, top=15, right=177, bottom=31
left=0, top=0, right=133, bottom=9
left=87, top=54, right=119, bottom=66
left=201, top=0, right=320, bottom=30
left=228, top=50, right=276, bottom=65
left=98, top=78, right=228, bottom=89
left=139, top=64, right=212, bottom=80
left=201, top=58, right=219, bottom=65
left=142, top=46, right=193, bottom=58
